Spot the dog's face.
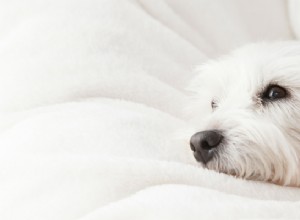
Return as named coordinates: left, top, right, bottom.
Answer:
left=188, top=42, right=300, bottom=186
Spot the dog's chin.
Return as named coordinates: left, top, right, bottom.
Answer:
left=204, top=160, right=287, bottom=186
left=204, top=161, right=239, bottom=177
left=203, top=158, right=266, bottom=182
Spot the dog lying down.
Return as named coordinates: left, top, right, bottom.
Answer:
left=188, top=41, right=300, bottom=187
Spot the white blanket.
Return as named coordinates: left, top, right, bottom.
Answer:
left=1, top=0, right=300, bottom=219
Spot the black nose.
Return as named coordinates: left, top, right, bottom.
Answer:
left=190, top=130, right=223, bottom=164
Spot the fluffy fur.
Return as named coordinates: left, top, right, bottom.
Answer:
left=188, top=41, right=300, bottom=186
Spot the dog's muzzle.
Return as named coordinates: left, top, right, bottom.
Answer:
left=190, top=130, right=223, bottom=164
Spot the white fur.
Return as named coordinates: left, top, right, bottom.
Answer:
left=188, top=41, right=300, bottom=186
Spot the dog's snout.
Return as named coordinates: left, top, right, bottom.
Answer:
left=190, top=130, right=223, bottom=164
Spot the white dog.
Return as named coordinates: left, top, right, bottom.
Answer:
left=188, top=41, right=300, bottom=187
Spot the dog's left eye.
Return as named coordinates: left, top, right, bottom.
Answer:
left=211, top=100, right=217, bottom=109
left=262, top=85, right=287, bottom=101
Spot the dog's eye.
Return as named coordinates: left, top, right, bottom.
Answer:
left=211, top=100, right=217, bottom=109
left=262, top=85, right=287, bottom=101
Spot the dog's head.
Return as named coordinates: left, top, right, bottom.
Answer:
left=188, top=41, right=300, bottom=186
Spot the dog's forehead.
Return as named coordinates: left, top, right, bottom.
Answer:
left=198, top=42, right=300, bottom=98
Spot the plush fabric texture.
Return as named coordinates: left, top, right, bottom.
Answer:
left=0, top=0, right=299, bottom=219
